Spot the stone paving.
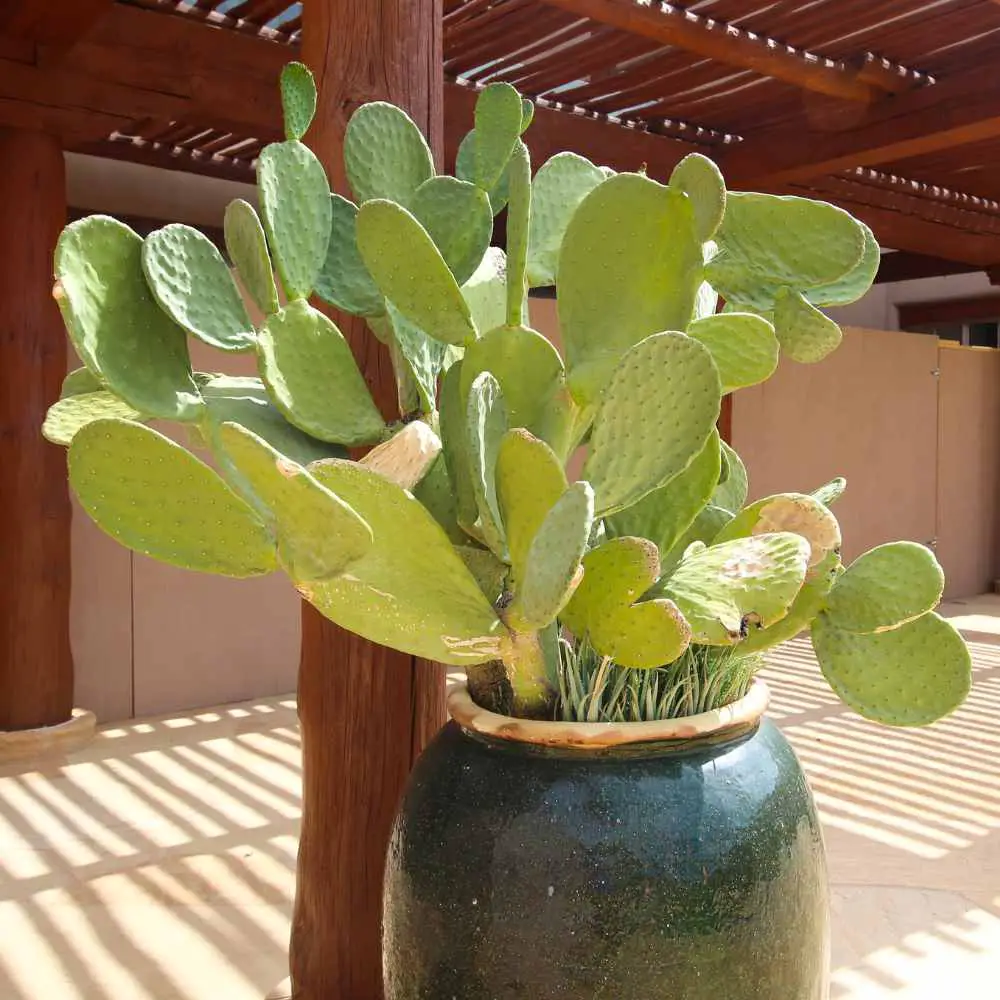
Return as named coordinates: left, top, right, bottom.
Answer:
left=1, top=598, right=997, bottom=999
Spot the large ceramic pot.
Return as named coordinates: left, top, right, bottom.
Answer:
left=383, top=679, right=829, bottom=1000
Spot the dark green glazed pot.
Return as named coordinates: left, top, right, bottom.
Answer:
left=383, top=682, right=829, bottom=1000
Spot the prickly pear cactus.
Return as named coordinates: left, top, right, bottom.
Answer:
left=45, top=62, right=968, bottom=727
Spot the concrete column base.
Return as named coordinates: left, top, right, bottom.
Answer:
left=0, top=709, right=96, bottom=765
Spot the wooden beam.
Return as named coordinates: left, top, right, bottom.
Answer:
left=875, top=252, right=981, bottom=285
left=0, top=17, right=283, bottom=145
left=0, top=0, right=114, bottom=56
left=292, top=1, right=445, bottom=999
left=720, top=51, right=1000, bottom=186
left=898, top=294, right=1000, bottom=329
left=446, top=79, right=699, bottom=172
left=4, top=2, right=999, bottom=267
left=783, top=178, right=1000, bottom=267
left=539, top=0, right=882, bottom=102
left=0, top=128, right=73, bottom=731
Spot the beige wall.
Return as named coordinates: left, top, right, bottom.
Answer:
left=733, top=327, right=940, bottom=565
left=935, top=345, right=1000, bottom=598
left=734, top=327, right=1000, bottom=599
left=69, top=332, right=301, bottom=722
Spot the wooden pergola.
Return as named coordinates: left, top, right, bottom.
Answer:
left=5, top=1, right=1000, bottom=268
left=4, top=1, right=1000, bottom=997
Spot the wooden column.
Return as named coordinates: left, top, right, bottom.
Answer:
left=292, top=2, right=445, bottom=998
left=0, top=129, right=73, bottom=732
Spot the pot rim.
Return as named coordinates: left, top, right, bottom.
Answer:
left=447, top=677, right=770, bottom=750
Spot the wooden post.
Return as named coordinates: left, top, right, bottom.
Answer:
left=291, top=2, right=445, bottom=998
left=0, top=129, right=73, bottom=732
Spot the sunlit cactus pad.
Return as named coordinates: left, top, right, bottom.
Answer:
left=46, top=62, right=969, bottom=728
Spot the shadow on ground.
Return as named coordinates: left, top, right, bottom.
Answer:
left=0, top=630, right=997, bottom=999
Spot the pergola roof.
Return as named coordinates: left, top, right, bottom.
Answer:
left=6, top=0, right=1000, bottom=272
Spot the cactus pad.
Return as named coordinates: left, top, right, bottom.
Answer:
left=562, top=537, right=691, bottom=669
left=200, top=375, right=345, bottom=468
left=606, top=431, right=721, bottom=557
left=713, top=440, right=749, bottom=514
left=584, top=332, right=721, bottom=515
left=61, top=367, right=103, bottom=397
left=812, top=476, right=846, bottom=507
left=280, top=61, right=317, bottom=141
left=660, top=503, right=734, bottom=576
left=505, top=481, right=594, bottom=632
left=496, top=428, right=567, bottom=588
left=559, top=173, right=702, bottom=403
left=707, top=193, right=866, bottom=311
left=257, top=140, right=331, bottom=301
left=412, top=454, right=465, bottom=544
left=669, top=152, right=726, bottom=242
left=43, top=391, right=142, bottom=446
left=224, top=199, right=280, bottom=317
left=307, top=459, right=505, bottom=665
left=474, top=82, right=524, bottom=192
left=716, top=492, right=841, bottom=568
left=257, top=300, right=386, bottom=446
left=520, top=98, right=534, bottom=132
left=344, top=102, right=434, bottom=207
left=384, top=301, right=448, bottom=415
left=461, top=246, right=507, bottom=334
left=456, top=544, right=509, bottom=603
left=455, top=130, right=511, bottom=215
left=315, top=194, right=385, bottom=318
left=811, top=612, right=971, bottom=726
left=773, top=287, right=843, bottom=363
left=505, top=140, right=531, bottom=327
left=54, top=216, right=202, bottom=421
left=806, top=222, right=880, bottom=308
left=661, top=532, right=811, bottom=644
left=142, top=224, right=255, bottom=352
left=69, top=418, right=276, bottom=577
left=410, top=176, right=493, bottom=286
left=218, top=423, right=372, bottom=581
left=439, top=361, right=480, bottom=535
left=526, top=152, right=605, bottom=288
left=466, top=371, right=509, bottom=558
left=824, top=541, right=944, bottom=634
left=358, top=420, right=441, bottom=490
left=356, top=199, right=476, bottom=345
left=687, top=312, right=779, bottom=392
left=739, top=549, right=841, bottom=654
left=459, top=324, right=569, bottom=445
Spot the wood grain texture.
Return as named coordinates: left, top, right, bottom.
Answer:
left=0, top=129, right=74, bottom=730
left=293, top=2, right=446, bottom=997
left=540, top=0, right=879, bottom=102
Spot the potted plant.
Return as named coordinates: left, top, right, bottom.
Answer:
left=45, top=64, right=971, bottom=999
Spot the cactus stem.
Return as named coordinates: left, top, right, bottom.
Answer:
left=498, top=626, right=557, bottom=718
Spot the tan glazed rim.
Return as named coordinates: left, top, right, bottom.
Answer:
left=447, top=678, right=770, bottom=750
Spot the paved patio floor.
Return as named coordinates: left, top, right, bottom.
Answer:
left=1, top=597, right=998, bottom=999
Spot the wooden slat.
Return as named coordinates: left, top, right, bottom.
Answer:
left=720, top=45, right=1000, bottom=186
left=539, top=0, right=882, bottom=101
left=74, top=135, right=257, bottom=182
left=5, top=0, right=1000, bottom=267
left=784, top=178, right=1000, bottom=266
